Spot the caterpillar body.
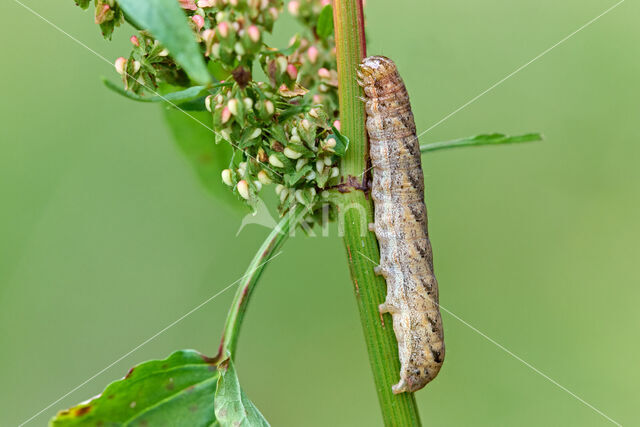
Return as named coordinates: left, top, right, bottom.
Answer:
left=357, top=56, right=445, bottom=394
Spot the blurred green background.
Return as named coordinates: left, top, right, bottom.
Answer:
left=1, top=0, right=638, bottom=425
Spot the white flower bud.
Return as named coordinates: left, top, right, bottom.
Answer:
left=279, top=188, right=289, bottom=203
left=309, top=108, right=319, bottom=118
left=205, top=95, right=214, bottom=112
left=269, top=154, right=284, bottom=168
left=324, top=156, right=332, bottom=166
left=301, top=119, right=311, bottom=131
left=243, top=97, right=253, bottom=110
left=253, top=180, right=263, bottom=192
left=305, top=170, right=316, bottom=181
left=236, top=180, right=250, bottom=199
left=275, top=184, right=285, bottom=195
left=276, top=56, right=288, bottom=74
left=227, top=99, right=238, bottom=116
left=249, top=128, right=262, bottom=139
left=296, top=158, right=308, bottom=171
left=295, top=189, right=305, bottom=204
left=114, top=57, right=127, bottom=75
left=289, top=134, right=301, bottom=144
left=316, top=159, right=324, bottom=173
left=265, top=100, right=275, bottom=115
left=284, top=147, right=302, bottom=159
left=158, top=48, right=170, bottom=57
left=321, top=190, right=329, bottom=199
left=257, top=170, right=272, bottom=185
left=221, top=169, right=233, bottom=186
left=330, top=167, right=340, bottom=178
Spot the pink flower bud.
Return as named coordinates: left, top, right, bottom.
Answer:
left=247, top=25, right=261, bottom=43
left=321, top=0, right=330, bottom=6
left=178, top=0, right=197, bottom=11
left=333, top=120, right=341, bottom=131
left=197, top=0, right=215, bottom=6
left=221, top=106, right=232, bottom=124
left=286, top=64, right=298, bottom=80
left=191, top=15, right=205, bottom=30
left=217, top=21, right=229, bottom=38
left=288, top=1, right=299, bottom=16
left=130, top=35, right=139, bottom=47
left=318, top=67, right=331, bottom=79
left=312, top=95, right=322, bottom=104
left=268, top=7, right=279, bottom=19
left=114, top=57, right=127, bottom=75
left=95, top=4, right=110, bottom=25
left=307, top=46, right=319, bottom=64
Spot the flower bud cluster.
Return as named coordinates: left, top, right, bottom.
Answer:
left=74, top=0, right=124, bottom=39
left=95, top=0, right=343, bottom=217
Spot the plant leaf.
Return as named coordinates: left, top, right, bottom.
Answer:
left=162, top=107, right=244, bottom=212
left=102, top=78, right=208, bottom=103
left=215, top=358, right=269, bottom=427
left=50, top=350, right=219, bottom=426
left=117, top=0, right=211, bottom=84
left=330, top=125, right=350, bottom=157
left=316, top=5, right=334, bottom=39
left=420, top=132, right=543, bottom=153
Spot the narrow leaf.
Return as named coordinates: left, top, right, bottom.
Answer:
left=162, top=107, right=244, bottom=212
left=215, top=358, right=269, bottom=427
left=420, top=132, right=543, bottom=153
left=50, top=350, right=219, bottom=426
left=316, top=5, right=334, bottom=38
left=117, top=0, right=211, bottom=84
left=102, top=78, right=208, bottom=103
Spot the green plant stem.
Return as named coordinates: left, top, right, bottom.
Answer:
left=217, top=204, right=307, bottom=359
left=333, top=1, right=422, bottom=425
left=420, top=132, right=542, bottom=153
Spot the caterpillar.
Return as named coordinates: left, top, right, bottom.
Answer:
left=357, top=56, right=445, bottom=394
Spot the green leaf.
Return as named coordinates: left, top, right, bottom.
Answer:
left=419, top=132, right=543, bottom=153
left=102, top=78, right=208, bottom=103
left=215, top=358, right=269, bottom=427
left=117, top=0, right=211, bottom=84
left=330, top=125, right=350, bottom=156
left=162, top=107, right=244, bottom=212
left=284, top=165, right=312, bottom=187
left=50, top=350, right=219, bottom=426
left=316, top=5, right=334, bottom=38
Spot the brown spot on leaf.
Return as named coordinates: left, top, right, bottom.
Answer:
left=125, top=367, right=135, bottom=379
left=73, top=405, right=92, bottom=417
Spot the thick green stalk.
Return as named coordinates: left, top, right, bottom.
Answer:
left=333, top=1, right=422, bottom=425
left=217, top=204, right=307, bottom=359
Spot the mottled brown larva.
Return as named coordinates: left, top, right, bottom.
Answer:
left=357, top=56, right=445, bottom=394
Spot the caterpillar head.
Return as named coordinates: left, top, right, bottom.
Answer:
left=357, top=56, right=401, bottom=98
